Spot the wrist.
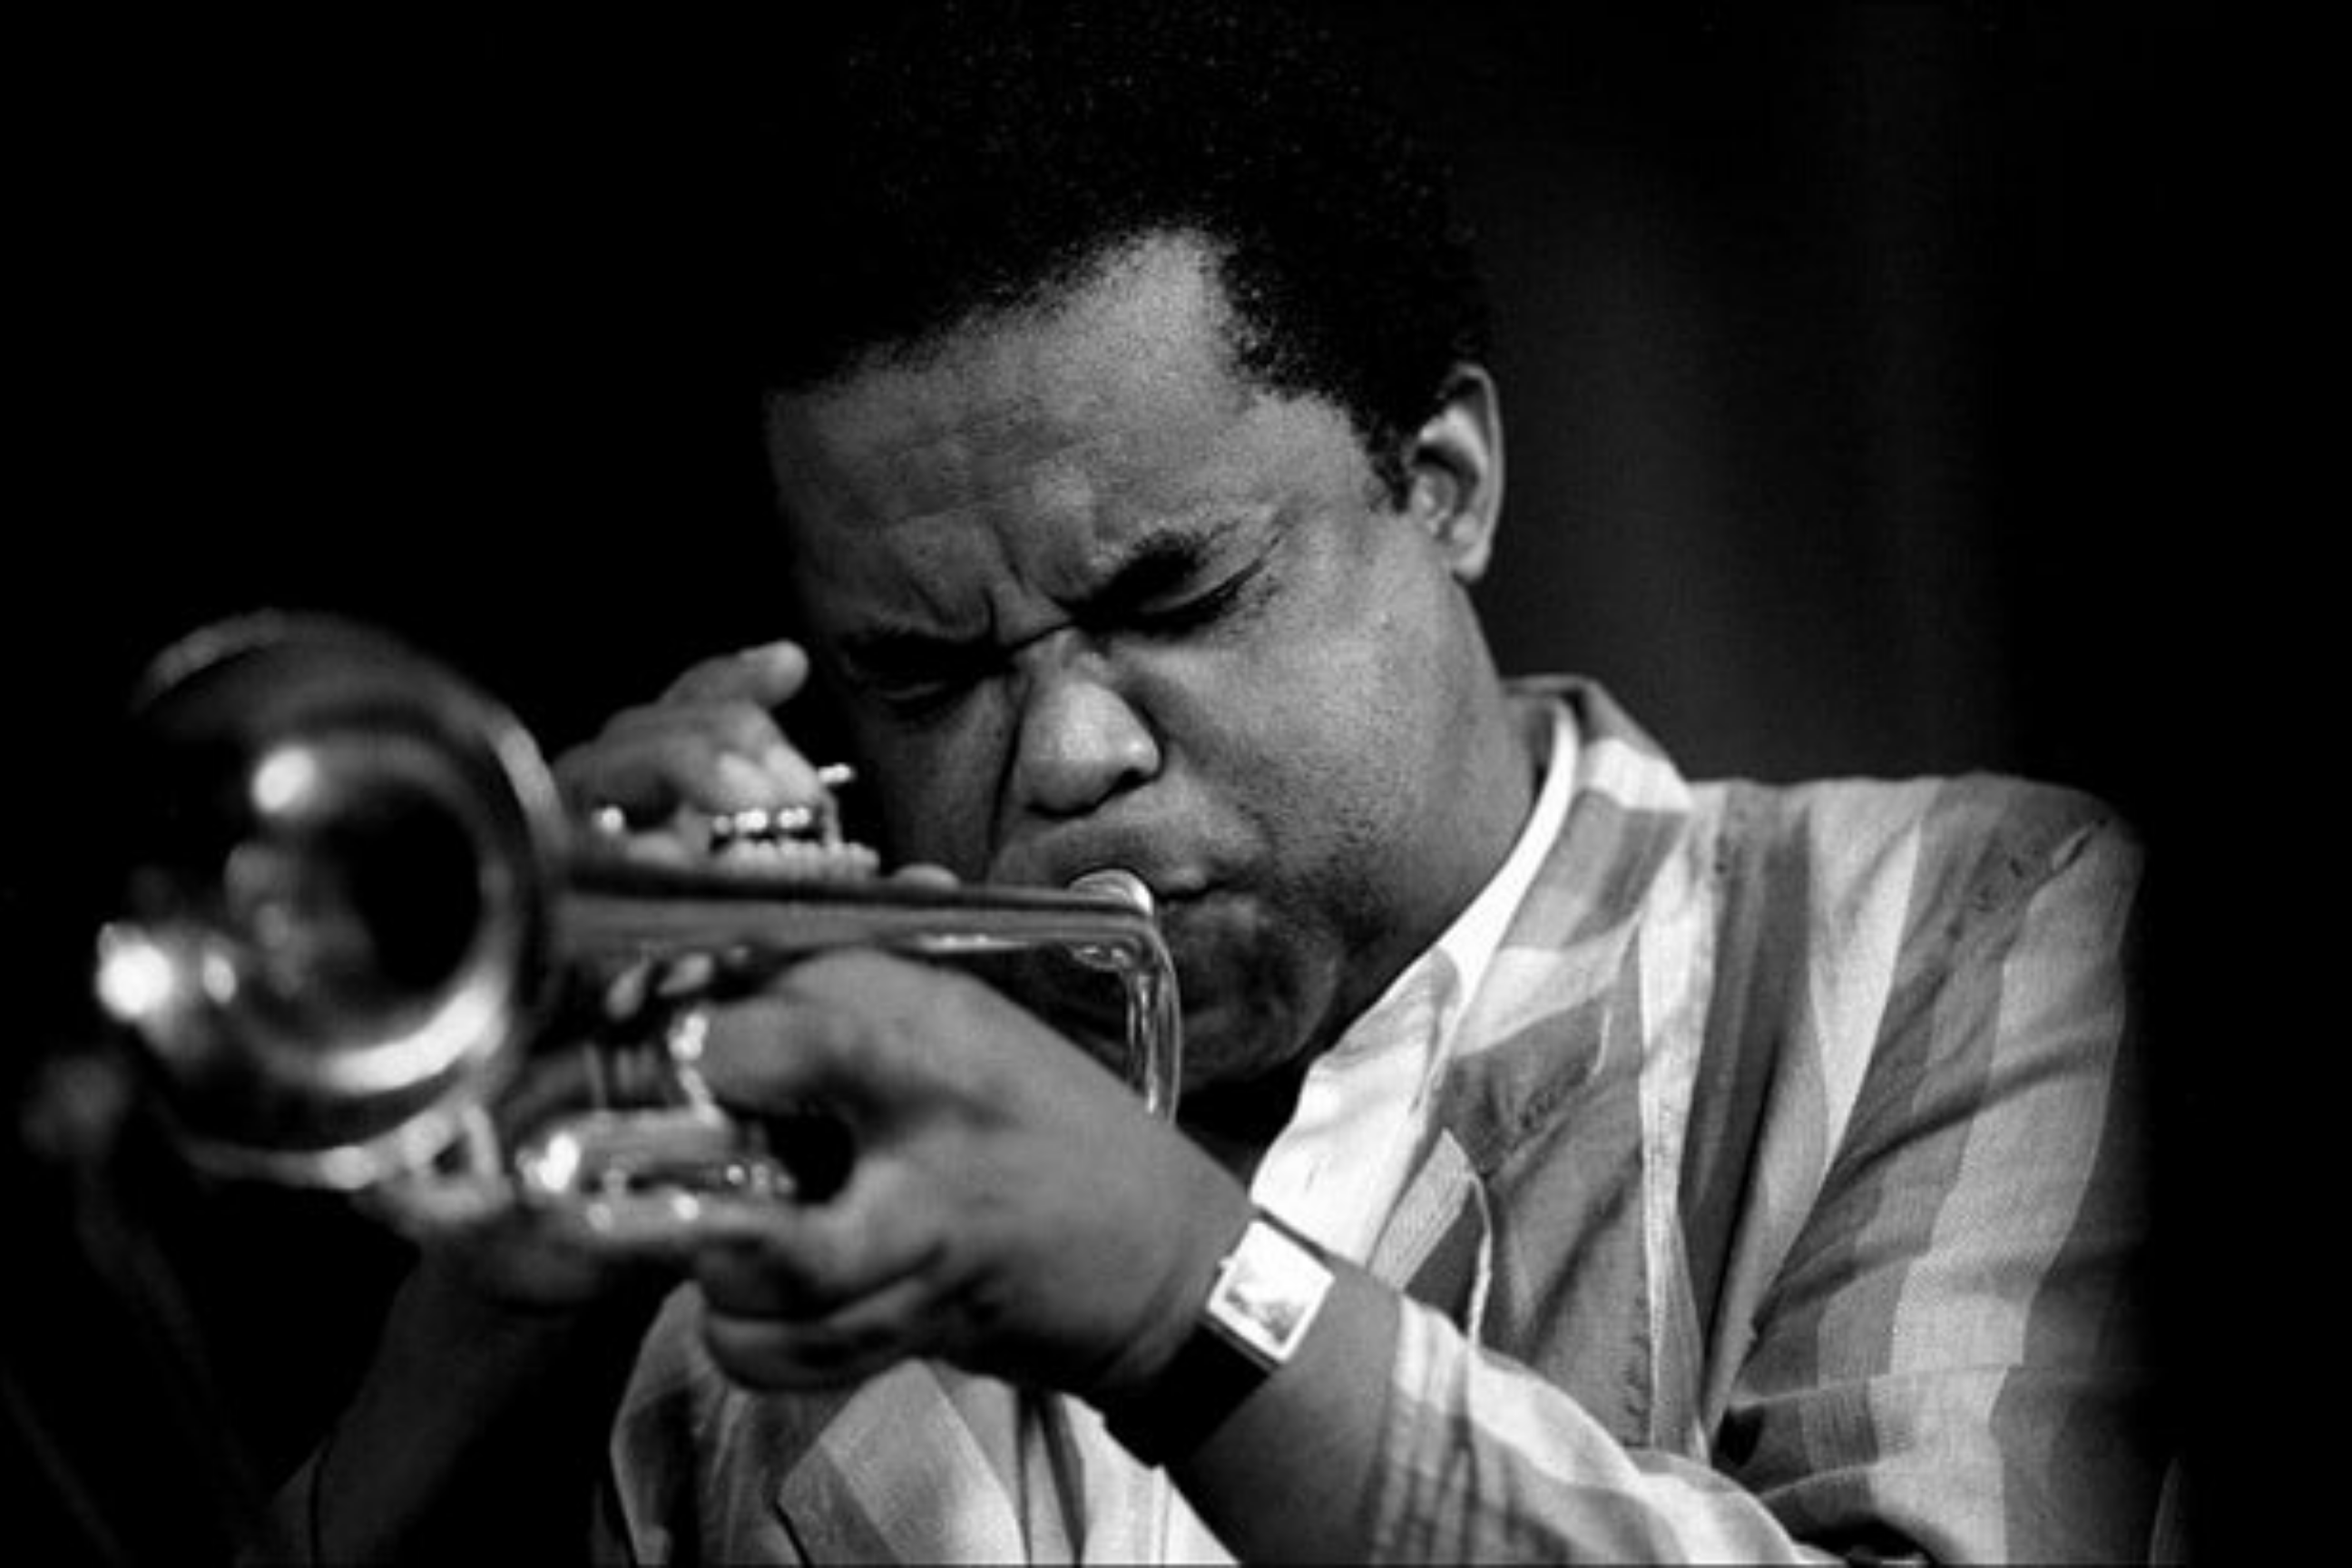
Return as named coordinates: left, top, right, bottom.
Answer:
left=1084, top=1183, right=1256, bottom=1408
left=1098, top=1206, right=1338, bottom=1467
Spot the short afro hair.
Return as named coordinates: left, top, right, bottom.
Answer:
left=732, top=0, right=1491, bottom=503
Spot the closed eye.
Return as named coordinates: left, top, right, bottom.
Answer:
left=1082, top=527, right=1277, bottom=640
left=837, top=519, right=1277, bottom=712
left=1122, top=561, right=1262, bottom=635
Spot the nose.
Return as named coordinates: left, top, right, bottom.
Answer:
left=1011, top=648, right=1161, bottom=820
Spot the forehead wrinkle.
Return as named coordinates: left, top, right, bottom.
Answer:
left=1035, top=505, right=1269, bottom=620
left=872, top=505, right=1269, bottom=656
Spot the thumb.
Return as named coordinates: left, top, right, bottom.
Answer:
left=693, top=987, right=879, bottom=1122
left=689, top=989, right=876, bottom=1205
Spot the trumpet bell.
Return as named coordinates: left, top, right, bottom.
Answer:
left=94, top=614, right=560, bottom=1189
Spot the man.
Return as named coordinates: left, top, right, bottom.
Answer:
left=273, top=3, right=2171, bottom=1560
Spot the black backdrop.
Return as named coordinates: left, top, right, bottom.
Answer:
left=9, top=5, right=2278, bottom=1559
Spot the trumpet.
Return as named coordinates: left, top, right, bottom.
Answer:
left=91, top=613, right=1181, bottom=1237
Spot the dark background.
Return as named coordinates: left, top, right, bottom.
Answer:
left=9, top=5, right=2279, bottom=1559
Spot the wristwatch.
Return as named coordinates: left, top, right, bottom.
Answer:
left=1105, top=1209, right=1336, bottom=1466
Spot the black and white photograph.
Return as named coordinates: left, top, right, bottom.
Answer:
left=9, top=5, right=2269, bottom=1561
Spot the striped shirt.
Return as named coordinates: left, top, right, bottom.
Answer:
left=601, top=679, right=2169, bottom=1562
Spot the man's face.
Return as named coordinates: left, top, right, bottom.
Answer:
left=766, top=234, right=1503, bottom=1091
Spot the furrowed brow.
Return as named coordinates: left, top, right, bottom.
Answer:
left=1066, top=519, right=1248, bottom=623
left=836, top=515, right=1260, bottom=678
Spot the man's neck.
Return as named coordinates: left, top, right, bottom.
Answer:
left=1176, top=676, right=1547, bottom=1183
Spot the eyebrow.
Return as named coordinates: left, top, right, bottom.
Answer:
left=1066, top=525, right=1235, bottom=624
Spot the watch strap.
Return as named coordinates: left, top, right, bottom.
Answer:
left=1104, top=1209, right=1334, bottom=1466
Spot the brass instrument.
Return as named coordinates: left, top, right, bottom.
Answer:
left=91, top=614, right=1181, bottom=1237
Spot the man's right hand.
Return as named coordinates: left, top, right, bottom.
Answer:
left=366, top=639, right=888, bottom=1314
left=554, top=640, right=835, bottom=861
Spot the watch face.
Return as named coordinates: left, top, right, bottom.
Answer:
left=1210, top=1219, right=1334, bottom=1367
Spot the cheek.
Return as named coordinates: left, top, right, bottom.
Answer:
left=1212, top=650, right=1424, bottom=877
left=1220, top=590, right=1458, bottom=900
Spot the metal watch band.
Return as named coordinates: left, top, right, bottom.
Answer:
left=1104, top=1210, right=1335, bottom=1466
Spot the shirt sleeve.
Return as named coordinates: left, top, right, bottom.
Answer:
left=1367, top=810, right=2169, bottom=1562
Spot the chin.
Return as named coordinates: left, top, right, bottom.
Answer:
left=1158, top=915, right=1321, bottom=1081
left=959, top=897, right=1318, bottom=1095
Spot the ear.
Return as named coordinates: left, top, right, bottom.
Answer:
left=1401, top=365, right=1505, bottom=584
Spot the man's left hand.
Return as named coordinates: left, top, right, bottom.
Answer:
left=681, top=949, right=1251, bottom=1403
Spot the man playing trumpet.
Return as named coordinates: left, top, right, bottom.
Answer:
left=269, top=4, right=2171, bottom=1560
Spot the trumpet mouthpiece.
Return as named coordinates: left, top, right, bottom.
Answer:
left=1065, top=867, right=1155, bottom=919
